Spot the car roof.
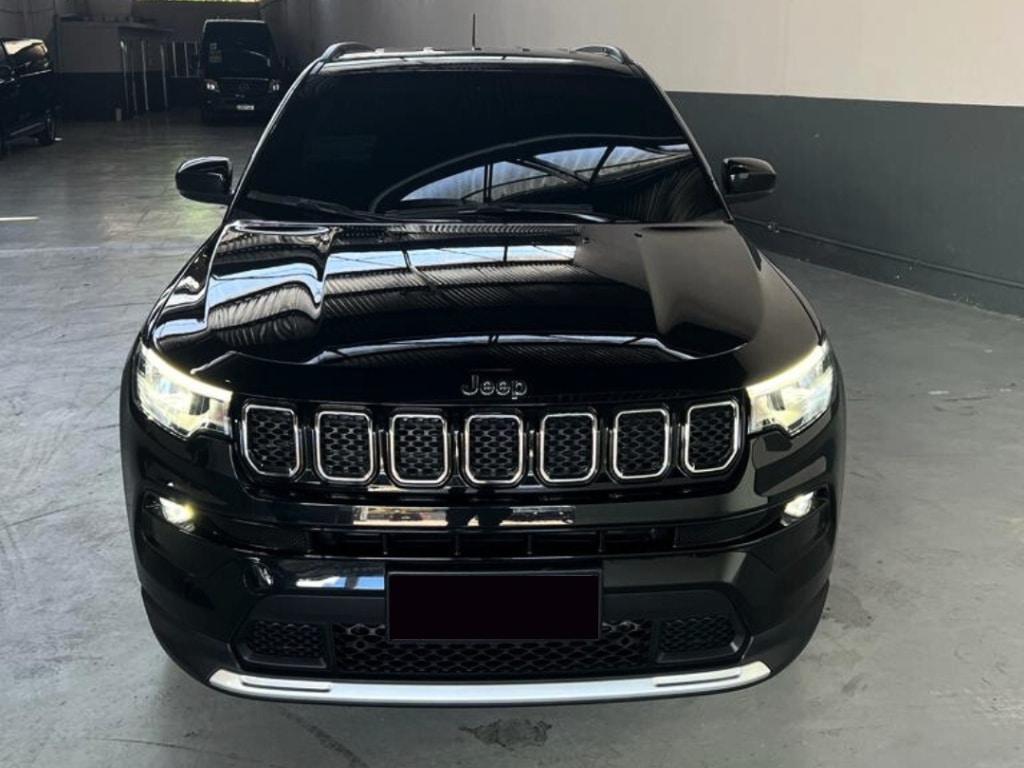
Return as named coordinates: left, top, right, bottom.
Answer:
left=317, top=46, right=639, bottom=76
left=202, top=19, right=268, bottom=27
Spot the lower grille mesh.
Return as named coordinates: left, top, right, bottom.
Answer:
left=332, top=620, right=652, bottom=679
left=243, top=621, right=323, bottom=660
left=660, top=616, right=737, bottom=654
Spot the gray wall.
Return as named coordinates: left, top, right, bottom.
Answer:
left=133, top=1, right=260, bottom=41
left=675, top=93, right=1024, bottom=315
left=0, top=0, right=75, bottom=39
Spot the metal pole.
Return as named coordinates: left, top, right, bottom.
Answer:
left=130, top=42, right=138, bottom=116
left=21, top=0, right=30, bottom=37
left=171, top=42, right=178, bottom=78
left=160, top=44, right=168, bottom=111
left=120, top=40, right=129, bottom=120
left=141, top=39, right=149, bottom=113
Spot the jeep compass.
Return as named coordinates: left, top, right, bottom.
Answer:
left=120, top=43, right=845, bottom=705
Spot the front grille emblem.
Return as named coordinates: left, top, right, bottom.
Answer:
left=460, top=373, right=528, bottom=400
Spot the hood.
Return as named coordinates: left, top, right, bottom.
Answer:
left=149, top=221, right=818, bottom=402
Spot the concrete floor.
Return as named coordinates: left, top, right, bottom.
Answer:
left=1, top=116, right=1023, bottom=768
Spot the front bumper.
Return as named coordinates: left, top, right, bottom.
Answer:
left=206, top=661, right=772, bottom=705
left=121, top=370, right=844, bottom=704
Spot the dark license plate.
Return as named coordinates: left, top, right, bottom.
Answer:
left=387, top=572, right=601, bottom=642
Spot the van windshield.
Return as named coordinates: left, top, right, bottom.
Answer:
left=203, top=25, right=277, bottom=76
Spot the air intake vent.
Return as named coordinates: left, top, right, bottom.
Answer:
left=463, top=414, right=525, bottom=486
left=684, top=401, right=740, bottom=473
left=241, top=404, right=300, bottom=477
left=388, top=413, right=449, bottom=486
left=316, top=410, right=376, bottom=483
left=538, top=412, right=598, bottom=484
left=611, top=408, right=670, bottom=480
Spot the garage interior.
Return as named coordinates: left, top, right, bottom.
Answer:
left=1, top=1, right=1022, bottom=767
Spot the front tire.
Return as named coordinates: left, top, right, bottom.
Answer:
left=36, top=114, right=56, bottom=146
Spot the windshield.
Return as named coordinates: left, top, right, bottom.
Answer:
left=203, top=25, right=277, bottom=76
left=234, top=65, right=726, bottom=224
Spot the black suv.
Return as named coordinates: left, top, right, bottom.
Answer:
left=121, top=44, right=845, bottom=705
left=0, top=38, right=57, bottom=156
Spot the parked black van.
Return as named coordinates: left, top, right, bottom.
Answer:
left=199, top=20, right=283, bottom=123
left=0, top=38, right=57, bottom=157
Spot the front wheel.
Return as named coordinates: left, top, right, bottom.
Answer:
left=36, top=114, right=56, bottom=146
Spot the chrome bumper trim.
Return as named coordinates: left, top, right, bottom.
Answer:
left=208, top=661, right=771, bottom=705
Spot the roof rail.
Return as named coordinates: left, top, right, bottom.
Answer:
left=320, top=42, right=375, bottom=61
left=573, top=44, right=632, bottom=64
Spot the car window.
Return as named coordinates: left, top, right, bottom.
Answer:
left=238, top=66, right=725, bottom=224
left=4, top=41, right=49, bottom=74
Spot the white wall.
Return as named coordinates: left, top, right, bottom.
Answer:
left=133, top=1, right=260, bottom=41
left=266, top=0, right=1024, bottom=107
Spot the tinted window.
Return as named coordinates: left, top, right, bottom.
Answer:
left=237, top=66, right=725, bottom=224
left=203, top=24, right=276, bottom=75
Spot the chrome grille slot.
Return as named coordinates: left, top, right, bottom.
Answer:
left=388, top=413, right=449, bottom=486
left=241, top=404, right=300, bottom=477
left=316, top=410, right=376, bottom=483
left=611, top=408, right=670, bottom=481
left=239, top=397, right=744, bottom=490
left=463, top=413, right=525, bottom=486
left=538, top=412, right=598, bottom=484
left=684, top=401, right=740, bottom=473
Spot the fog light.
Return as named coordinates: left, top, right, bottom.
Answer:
left=204, top=78, right=219, bottom=92
left=781, top=492, right=815, bottom=527
left=158, top=497, right=196, bottom=532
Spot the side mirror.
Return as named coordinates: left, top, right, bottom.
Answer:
left=722, top=157, right=776, bottom=201
left=175, top=157, right=233, bottom=205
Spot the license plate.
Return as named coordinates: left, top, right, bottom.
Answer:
left=387, top=572, right=600, bottom=642
left=236, top=104, right=255, bottom=112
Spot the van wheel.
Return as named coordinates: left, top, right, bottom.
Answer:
left=37, top=115, right=57, bottom=146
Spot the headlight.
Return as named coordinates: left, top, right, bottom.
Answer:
left=747, top=342, right=835, bottom=435
left=204, top=79, right=219, bottom=92
left=268, top=78, right=281, bottom=93
left=134, top=345, right=232, bottom=438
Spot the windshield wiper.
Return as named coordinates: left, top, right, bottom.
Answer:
left=246, top=191, right=398, bottom=222
left=385, top=202, right=627, bottom=223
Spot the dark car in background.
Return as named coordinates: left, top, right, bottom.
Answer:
left=199, top=19, right=283, bottom=123
left=0, top=38, right=57, bottom=157
left=122, top=44, right=845, bottom=705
